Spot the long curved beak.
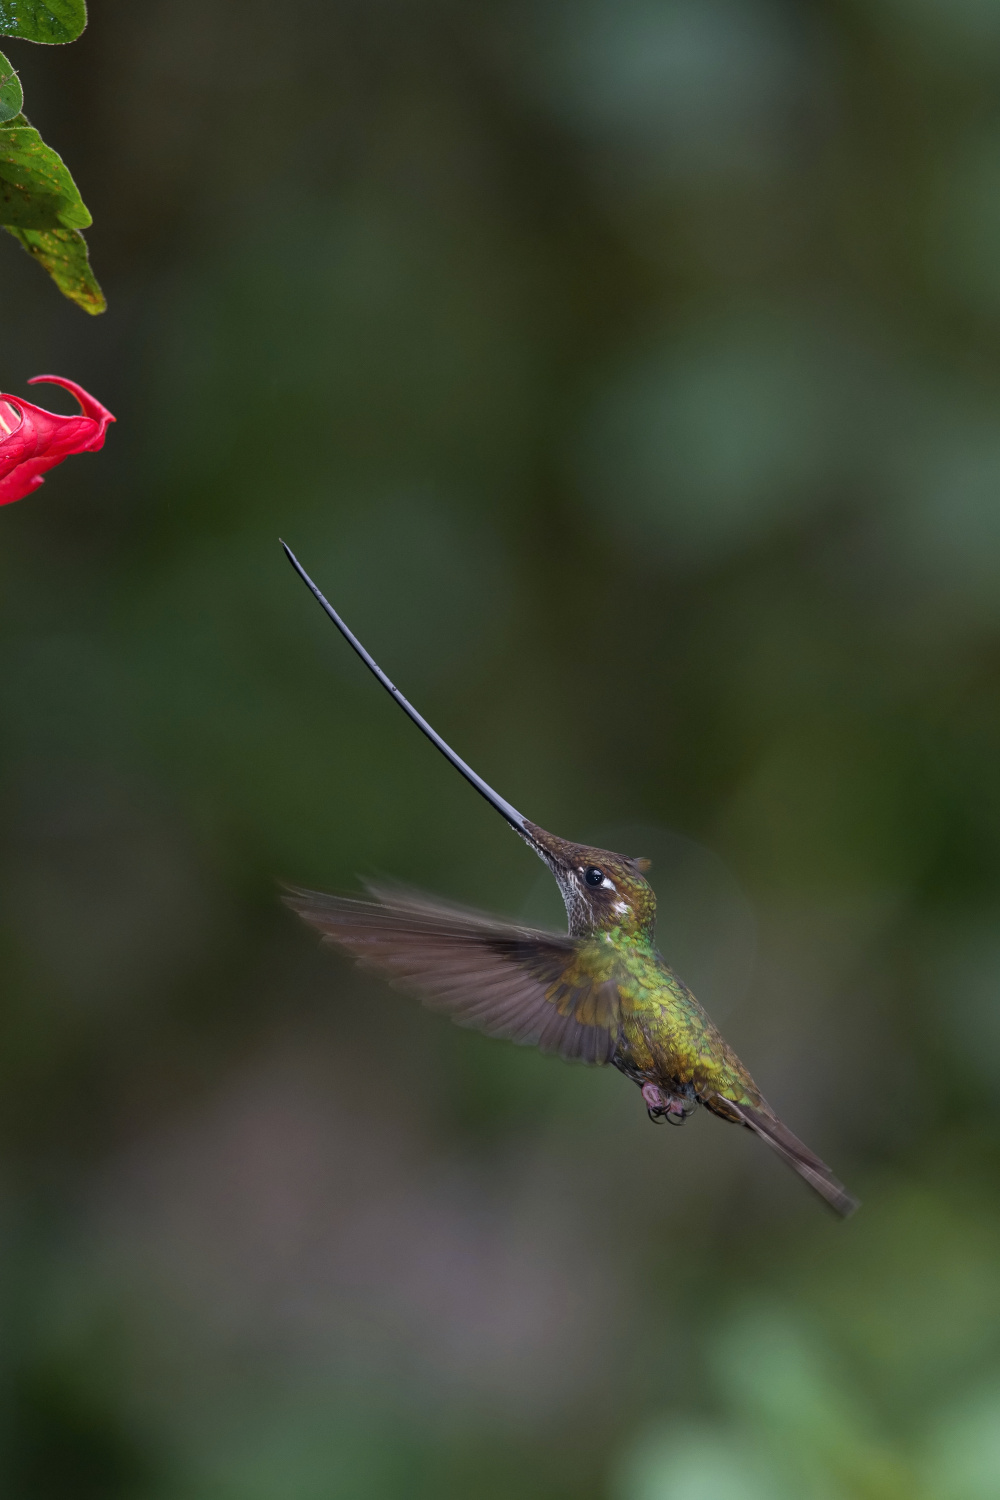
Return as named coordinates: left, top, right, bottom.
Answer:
left=281, top=542, right=530, bottom=835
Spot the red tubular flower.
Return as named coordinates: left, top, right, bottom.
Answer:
left=0, top=375, right=115, bottom=506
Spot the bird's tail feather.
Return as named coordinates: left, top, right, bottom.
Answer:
left=719, top=1098, right=859, bottom=1218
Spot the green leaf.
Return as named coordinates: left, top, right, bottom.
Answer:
left=3, top=224, right=104, bottom=312
left=0, top=0, right=86, bottom=44
left=0, top=50, right=22, bottom=121
left=0, top=116, right=91, bottom=229
left=0, top=113, right=103, bottom=311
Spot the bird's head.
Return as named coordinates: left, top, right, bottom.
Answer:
left=522, top=822, right=656, bottom=938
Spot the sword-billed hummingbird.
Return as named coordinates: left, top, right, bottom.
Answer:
left=281, top=543, right=858, bottom=1217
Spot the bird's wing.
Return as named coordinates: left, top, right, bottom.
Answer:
left=285, top=884, right=621, bottom=1064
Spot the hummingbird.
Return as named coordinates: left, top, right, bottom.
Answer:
left=281, top=543, right=858, bottom=1218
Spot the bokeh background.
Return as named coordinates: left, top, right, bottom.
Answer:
left=2, top=0, right=1000, bottom=1495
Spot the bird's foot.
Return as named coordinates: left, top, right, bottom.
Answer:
left=642, top=1082, right=693, bottom=1127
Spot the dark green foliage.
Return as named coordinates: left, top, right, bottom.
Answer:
left=0, top=112, right=103, bottom=310
left=0, top=49, right=22, bottom=120
left=0, top=0, right=100, bottom=308
left=0, top=116, right=90, bottom=227
left=0, top=0, right=86, bottom=45
left=4, top=223, right=103, bottom=311
left=8, top=1363, right=150, bottom=1500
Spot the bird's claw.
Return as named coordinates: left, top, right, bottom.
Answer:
left=648, top=1106, right=684, bottom=1125
left=642, top=1082, right=692, bottom=1126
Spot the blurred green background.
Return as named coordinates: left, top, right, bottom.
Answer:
left=2, top=1, right=1000, bottom=1495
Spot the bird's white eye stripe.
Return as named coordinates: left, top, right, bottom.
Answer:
left=601, top=876, right=616, bottom=891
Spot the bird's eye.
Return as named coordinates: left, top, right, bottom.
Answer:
left=584, top=866, right=604, bottom=887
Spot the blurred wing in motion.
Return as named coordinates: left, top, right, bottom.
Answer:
left=285, top=883, right=622, bottom=1064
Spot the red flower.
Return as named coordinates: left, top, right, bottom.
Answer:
left=0, top=375, right=115, bottom=506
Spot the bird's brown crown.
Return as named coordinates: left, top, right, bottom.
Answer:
left=522, top=821, right=656, bottom=938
